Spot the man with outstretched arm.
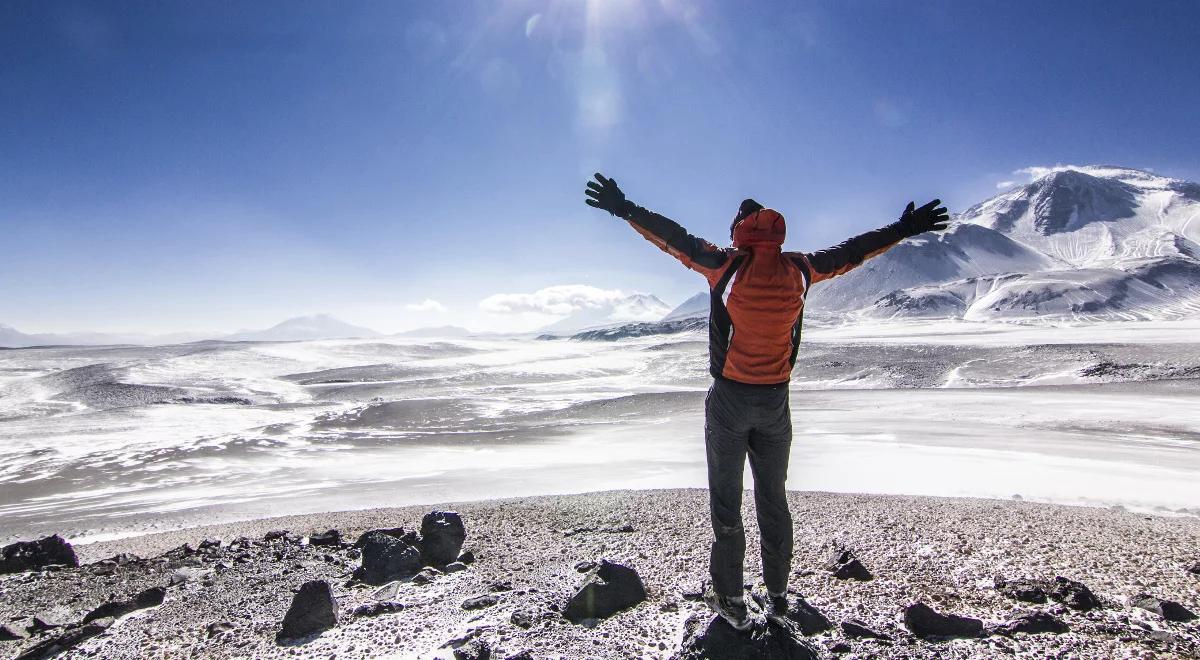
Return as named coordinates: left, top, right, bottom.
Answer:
left=584, top=173, right=948, bottom=630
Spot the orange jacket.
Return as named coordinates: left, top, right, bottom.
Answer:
left=625, top=205, right=908, bottom=384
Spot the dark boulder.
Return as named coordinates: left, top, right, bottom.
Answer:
left=462, top=594, right=499, bottom=610
left=308, top=530, right=341, bottom=547
left=824, top=546, right=872, bottom=581
left=0, top=623, right=29, bottom=640
left=563, top=559, right=647, bottom=623
left=1047, top=576, right=1101, bottom=611
left=457, top=549, right=476, bottom=564
left=355, top=531, right=422, bottom=585
left=353, top=527, right=407, bottom=548
left=994, top=576, right=1048, bottom=603
left=1130, top=593, right=1197, bottom=622
left=902, top=602, right=983, bottom=639
left=0, top=535, right=79, bottom=574
left=277, top=580, right=338, bottom=642
left=1188, top=561, right=1200, bottom=576
left=992, top=611, right=1069, bottom=635
left=840, top=619, right=891, bottom=640
left=670, top=614, right=821, bottom=660
left=82, top=586, right=166, bottom=623
left=453, top=639, right=491, bottom=660
left=420, top=511, right=466, bottom=567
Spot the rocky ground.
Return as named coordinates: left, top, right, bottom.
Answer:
left=1, top=489, right=1199, bottom=659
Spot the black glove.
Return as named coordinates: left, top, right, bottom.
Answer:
left=584, top=173, right=635, bottom=218
left=898, top=199, right=950, bottom=236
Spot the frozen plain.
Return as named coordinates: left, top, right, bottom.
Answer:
left=2, top=319, right=1199, bottom=545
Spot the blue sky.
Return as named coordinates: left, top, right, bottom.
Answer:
left=3, top=1, right=1199, bottom=333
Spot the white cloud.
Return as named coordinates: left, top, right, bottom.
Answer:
left=479, top=285, right=628, bottom=316
left=405, top=299, right=448, bottom=313
left=995, top=180, right=1017, bottom=189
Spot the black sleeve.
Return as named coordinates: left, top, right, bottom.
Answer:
left=624, top=205, right=730, bottom=273
left=797, top=222, right=908, bottom=284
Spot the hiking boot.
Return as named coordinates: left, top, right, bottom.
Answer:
left=763, top=592, right=789, bottom=625
left=704, top=589, right=753, bottom=631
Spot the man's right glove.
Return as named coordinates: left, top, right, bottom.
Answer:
left=898, top=199, right=950, bottom=236
left=584, top=173, right=636, bottom=219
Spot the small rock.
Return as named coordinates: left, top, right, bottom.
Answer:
left=457, top=550, right=476, bottom=564
left=412, top=567, right=443, bottom=585
left=83, top=586, right=166, bottom=623
left=504, top=651, right=534, bottom=660
left=353, top=601, right=405, bottom=618
left=453, top=639, right=491, bottom=660
left=1130, top=593, right=1197, bottom=622
left=0, top=535, right=79, bottom=574
left=671, top=614, right=821, bottom=659
left=994, top=576, right=1048, bottom=604
left=30, top=610, right=71, bottom=631
left=462, top=594, right=499, bottom=610
left=991, top=611, right=1069, bottom=636
left=444, top=561, right=468, bottom=573
left=264, top=530, right=290, bottom=541
left=420, top=511, right=467, bottom=567
left=353, top=527, right=406, bottom=547
left=574, top=561, right=597, bottom=573
left=371, top=581, right=401, bottom=601
left=1047, top=577, right=1101, bottom=611
left=1187, top=561, right=1200, bottom=576
left=489, top=580, right=513, bottom=592
left=840, top=619, right=890, bottom=640
left=902, top=602, right=983, bottom=639
left=784, top=597, right=833, bottom=636
left=510, top=610, right=536, bottom=628
left=14, top=618, right=113, bottom=660
left=355, top=531, right=422, bottom=585
left=824, top=546, right=872, bottom=581
left=198, top=538, right=222, bottom=551
left=277, top=580, right=339, bottom=642
left=563, top=559, right=647, bottom=623
left=206, top=621, right=235, bottom=638
left=308, top=530, right=342, bottom=547
left=829, top=641, right=852, bottom=654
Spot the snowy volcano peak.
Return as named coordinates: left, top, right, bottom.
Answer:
left=225, top=314, right=381, bottom=342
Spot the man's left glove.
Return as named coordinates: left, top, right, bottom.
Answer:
left=898, top=199, right=950, bottom=236
left=585, top=173, right=636, bottom=219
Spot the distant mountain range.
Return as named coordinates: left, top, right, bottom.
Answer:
left=223, top=314, right=381, bottom=342
left=655, top=165, right=1200, bottom=326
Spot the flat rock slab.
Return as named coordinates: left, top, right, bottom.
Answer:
left=671, top=614, right=821, bottom=660
left=277, top=580, right=338, bottom=642
left=563, top=559, right=646, bottom=623
left=992, top=611, right=1070, bottom=636
left=903, top=602, right=983, bottom=639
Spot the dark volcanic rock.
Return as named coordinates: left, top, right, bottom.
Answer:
left=352, top=601, right=405, bottom=618
left=563, top=559, right=647, bottom=623
left=308, top=530, right=342, bottom=547
left=1047, top=576, right=1101, bottom=611
left=15, top=618, right=113, bottom=660
left=824, top=546, right=872, bottom=581
left=0, top=535, right=79, bottom=574
left=995, top=576, right=1049, bottom=603
left=671, top=614, right=821, bottom=660
left=462, top=594, right=499, bottom=610
left=277, top=580, right=338, bottom=642
left=206, top=621, right=235, bottom=637
left=902, top=602, right=983, bottom=639
left=353, top=527, right=407, bottom=548
left=786, top=598, right=833, bottom=636
left=457, top=549, right=476, bottom=564
left=1188, top=560, right=1200, bottom=576
left=992, top=611, right=1070, bottom=635
left=82, top=586, right=166, bottom=623
left=840, top=619, right=891, bottom=640
left=453, top=639, right=491, bottom=660
left=412, top=567, right=443, bottom=585
left=1130, top=593, right=1197, bottom=622
left=420, top=511, right=466, bottom=567
left=444, top=561, right=468, bottom=573
left=355, top=531, right=422, bottom=585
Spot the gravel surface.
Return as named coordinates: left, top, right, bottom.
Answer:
left=2, top=489, right=1199, bottom=659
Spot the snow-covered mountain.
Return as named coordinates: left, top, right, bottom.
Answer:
left=808, top=165, right=1200, bottom=322
left=661, top=292, right=709, bottom=321
left=0, top=323, right=205, bottom=348
left=224, top=314, right=381, bottom=342
left=539, top=293, right=673, bottom=334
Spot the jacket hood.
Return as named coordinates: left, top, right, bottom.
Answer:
left=732, top=208, right=786, bottom=248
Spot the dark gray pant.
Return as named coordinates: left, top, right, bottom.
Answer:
left=705, top=377, right=793, bottom=597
